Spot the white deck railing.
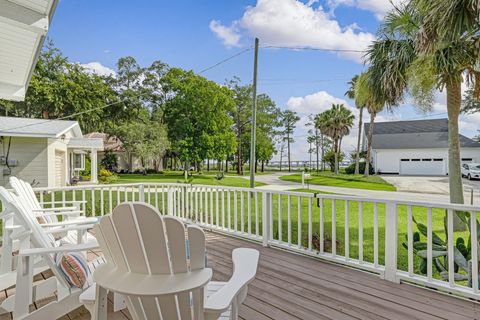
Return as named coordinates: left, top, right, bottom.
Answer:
left=33, top=183, right=480, bottom=300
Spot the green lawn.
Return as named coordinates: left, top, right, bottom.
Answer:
left=279, top=172, right=396, bottom=191
left=115, top=172, right=265, bottom=188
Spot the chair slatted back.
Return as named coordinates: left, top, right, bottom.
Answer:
left=94, top=202, right=207, bottom=320
left=0, top=187, right=70, bottom=289
left=10, top=177, right=59, bottom=224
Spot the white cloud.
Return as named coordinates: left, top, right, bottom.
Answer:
left=328, top=0, right=402, bottom=19
left=80, top=62, right=116, bottom=77
left=287, top=91, right=352, bottom=115
left=209, top=20, right=241, bottom=47
left=210, top=0, right=375, bottom=63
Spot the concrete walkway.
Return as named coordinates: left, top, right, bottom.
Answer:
left=246, top=172, right=480, bottom=205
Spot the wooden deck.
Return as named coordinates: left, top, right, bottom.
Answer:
left=3, top=231, right=480, bottom=320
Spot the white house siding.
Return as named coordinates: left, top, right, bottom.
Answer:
left=0, top=137, right=48, bottom=187
left=374, top=148, right=480, bottom=175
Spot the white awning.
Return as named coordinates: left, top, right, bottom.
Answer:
left=67, top=137, right=104, bottom=150
left=0, top=0, right=58, bottom=101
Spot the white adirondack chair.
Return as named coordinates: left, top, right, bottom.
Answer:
left=0, top=186, right=101, bottom=319
left=0, top=177, right=96, bottom=284
left=91, top=202, right=259, bottom=320
left=9, top=176, right=98, bottom=244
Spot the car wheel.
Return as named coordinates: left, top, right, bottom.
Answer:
left=468, top=174, right=472, bottom=180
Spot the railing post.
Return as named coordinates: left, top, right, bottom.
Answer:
left=139, top=184, right=145, bottom=203
left=262, top=191, right=271, bottom=247
left=383, top=201, right=399, bottom=283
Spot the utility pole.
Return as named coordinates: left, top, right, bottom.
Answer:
left=249, top=37, right=259, bottom=189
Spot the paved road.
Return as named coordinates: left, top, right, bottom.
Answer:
left=245, top=172, right=480, bottom=205
left=381, top=175, right=480, bottom=194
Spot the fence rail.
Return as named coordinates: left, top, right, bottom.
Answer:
left=32, top=182, right=480, bottom=300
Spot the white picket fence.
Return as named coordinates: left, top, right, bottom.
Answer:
left=33, top=182, right=480, bottom=300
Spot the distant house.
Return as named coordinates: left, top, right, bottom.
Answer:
left=0, top=116, right=103, bottom=187
left=364, top=118, right=480, bottom=175
left=84, top=132, right=151, bottom=172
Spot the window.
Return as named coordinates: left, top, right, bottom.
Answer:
left=422, top=159, right=432, bottom=161
left=463, top=164, right=469, bottom=169
left=462, top=158, right=473, bottom=162
left=411, top=159, right=420, bottom=161
left=433, top=159, right=443, bottom=161
left=73, top=153, right=85, bottom=170
left=400, top=159, right=410, bottom=162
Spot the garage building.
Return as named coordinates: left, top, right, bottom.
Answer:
left=364, top=119, right=480, bottom=176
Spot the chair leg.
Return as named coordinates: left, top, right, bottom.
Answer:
left=13, top=255, right=33, bottom=319
left=91, top=284, right=108, bottom=320
left=113, top=293, right=126, bottom=312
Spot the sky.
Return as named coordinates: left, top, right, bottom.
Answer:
left=48, top=0, right=480, bottom=161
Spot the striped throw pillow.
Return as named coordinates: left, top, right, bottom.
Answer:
left=56, top=252, right=91, bottom=289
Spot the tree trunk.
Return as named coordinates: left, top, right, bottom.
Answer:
left=334, top=139, right=339, bottom=174
left=446, top=80, right=466, bottom=230
left=287, top=133, right=291, bottom=172
left=355, top=106, right=364, bottom=175
left=447, top=80, right=464, bottom=204
left=364, top=111, right=376, bottom=177
left=261, top=161, right=264, bottom=172
left=316, top=129, right=320, bottom=172
left=321, top=134, right=326, bottom=171
left=207, top=159, right=210, bottom=171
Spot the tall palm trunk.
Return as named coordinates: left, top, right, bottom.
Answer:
left=447, top=80, right=466, bottom=231
left=355, top=106, right=364, bottom=175
left=447, top=80, right=464, bottom=204
left=334, top=139, right=339, bottom=174
left=364, top=111, right=376, bottom=177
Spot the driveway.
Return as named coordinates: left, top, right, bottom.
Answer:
left=381, top=175, right=480, bottom=196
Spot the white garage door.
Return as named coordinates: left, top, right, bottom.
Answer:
left=399, top=158, right=445, bottom=176
left=55, top=150, right=65, bottom=187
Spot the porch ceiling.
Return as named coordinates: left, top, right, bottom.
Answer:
left=0, top=0, right=58, bottom=101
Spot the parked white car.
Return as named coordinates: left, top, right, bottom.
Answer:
left=461, top=163, right=480, bottom=180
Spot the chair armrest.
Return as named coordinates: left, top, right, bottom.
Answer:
left=204, top=248, right=259, bottom=314
left=93, top=264, right=212, bottom=296
left=35, top=211, right=84, bottom=217
left=44, top=224, right=95, bottom=235
left=34, top=207, right=79, bottom=212
left=19, top=241, right=99, bottom=256
left=4, top=224, right=23, bottom=231
left=39, top=200, right=87, bottom=205
left=40, top=218, right=98, bottom=228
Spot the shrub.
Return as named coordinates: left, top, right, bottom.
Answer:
left=99, top=168, right=118, bottom=184
left=323, top=150, right=344, bottom=172
left=345, top=161, right=374, bottom=175
left=100, top=150, right=117, bottom=171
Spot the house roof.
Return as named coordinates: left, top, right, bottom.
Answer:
left=84, top=132, right=125, bottom=152
left=0, top=116, right=82, bottom=138
left=364, top=118, right=480, bottom=149
left=0, top=0, right=58, bottom=101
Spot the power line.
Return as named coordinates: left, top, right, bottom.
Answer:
left=261, top=45, right=365, bottom=53
left=198, top=47, right=253, bottom=74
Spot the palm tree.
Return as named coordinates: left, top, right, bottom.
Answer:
left=316, top=104, right=355, bottom=174
left=366, top=1, right=480, bottom=204
left=355, top=72, right=385, bottom=176
left=345, top=74, right=364, bottom=175
left=281, top=110, right=300, bottom=172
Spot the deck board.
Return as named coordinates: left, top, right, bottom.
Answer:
left=3, top=231, right=479, bottom=319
